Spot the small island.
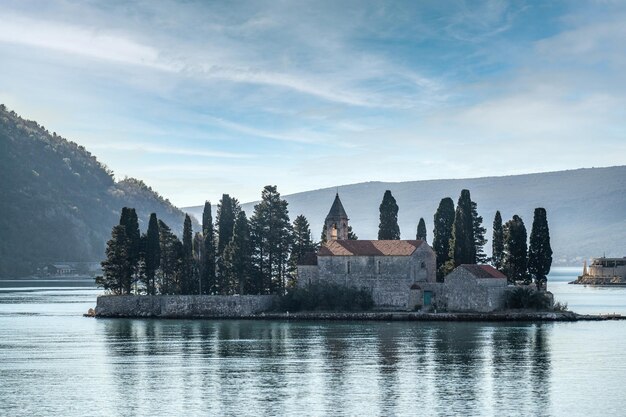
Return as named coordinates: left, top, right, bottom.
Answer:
left=572, top=257, right=626, bottom=286
left=92, top=187, right=621, bottom=321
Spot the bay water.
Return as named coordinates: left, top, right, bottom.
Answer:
left=1, top=268, right=625, bottom=416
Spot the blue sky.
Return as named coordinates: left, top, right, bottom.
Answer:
left=1, top=0, right=624, bottom=206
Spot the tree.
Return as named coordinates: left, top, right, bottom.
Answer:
left=119, top=207, right=141, bottom=294
left=447, top=189, right=475, bottom=272
left=157, top=220, right=183, bottom=294
left=143, top=213, right=160, bottom=295
left=432, top=197, right=455, bottom=281
left=503, top=215, right=528, bottom=284
left=250, top=185, right=293, bottom=294
left=528, top=208, right=553, bottom=290
left=378, top=190, right=400, bottom=240
left=347, top=225, right=358, bottom=240
left=96, top=225, right=131, bottom=295
left=416, top=218, right=427, bottom=242
left=192, top=232, right=203, bottom=293
left=216, top=194, right=239, bottom=255
left=180, top=214, right=194, bottom=294
left=492, top=211, right=504, bottom=270
left=222, top=211, right=252, bottom=294
left=472, top=201, right=488, bottom=264
left=200, top=201, right=216, bottom=295
left=289, top=215, right=316, bottom=286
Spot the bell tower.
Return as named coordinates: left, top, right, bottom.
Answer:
left=325, top=193, right=349, bottom=241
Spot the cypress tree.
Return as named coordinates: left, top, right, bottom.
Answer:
left=143, top=213, right=160, bottom=295
left=503, top=215, right=528, bottom=284
left=181, top=214, right=194, bottom=294
left=217, top=194, right=237, bottom=255
left=472, top=201, right=488, bottom=264
left=96, top=225, right=131, bottom=295
left=492, top=211, right=504, bottom=270
left=222, top=211, right=252, bottom=294
left=119, top=207, right=141, bottom=294
left=201, top=201, right=216, bottom=295
left=378, top=190, right=400, bottom=240
left=432, top=197, right=455, bottom=281
left=528, top=208, right=553, bottom=290
left=447, top=189, right=475, bottom=273
left=289, top=215, right=316, bottom=286
left=416, top=218, right=427, bottom=242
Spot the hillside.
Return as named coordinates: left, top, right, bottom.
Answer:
left=0, top=105, right=194, bottom=277
left=185, top=166, right=626, bottom=265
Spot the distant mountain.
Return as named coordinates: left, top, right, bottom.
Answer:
left=0, top=105, right=195, bottom=277
left=185, top=166, right=626, bottom=266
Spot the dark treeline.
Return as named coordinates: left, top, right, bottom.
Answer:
left=97, top=186, right=552, bottom=295
left=97, top=185, right=316, bottom=296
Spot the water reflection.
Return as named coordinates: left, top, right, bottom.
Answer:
left=100, top=320, right=552, bottom=416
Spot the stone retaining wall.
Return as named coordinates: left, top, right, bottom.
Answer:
left=95, top=295, right=278, bottom=318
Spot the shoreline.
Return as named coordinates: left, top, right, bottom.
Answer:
left=91, top=310, right=625, bottom=322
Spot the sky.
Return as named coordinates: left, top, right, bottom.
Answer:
left=0, top=0, right=625, bottom=207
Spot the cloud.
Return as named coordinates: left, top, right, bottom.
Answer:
left=87, top=142, right=254, bottom=159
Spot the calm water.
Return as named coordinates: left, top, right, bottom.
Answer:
left=1, top=269, right=625, bottom=416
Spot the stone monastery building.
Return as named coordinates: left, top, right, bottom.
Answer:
left=297, top=194, right=509, bottom=312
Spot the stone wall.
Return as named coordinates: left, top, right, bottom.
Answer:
left=95, top=295, right=278, bottom=318
left=442, top=269, right=508, bottom=313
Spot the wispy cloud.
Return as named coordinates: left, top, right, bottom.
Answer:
left=88, top=142, right=254, bottom=159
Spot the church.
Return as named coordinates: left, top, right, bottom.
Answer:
left=297, top=194, right=439, bottom=310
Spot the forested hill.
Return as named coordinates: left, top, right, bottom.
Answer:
left=185, top=166, right=626, bottom=266
left=0, top=105, right=193, bottom=277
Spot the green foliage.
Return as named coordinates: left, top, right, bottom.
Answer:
left=528, top=208, right=553, bottom=289
left=250, top=185, right=293, bottom=294
left=289, top=215, right=316, bottom=286
left=553, top=301, right=568, bottom=312
left=505, top=287, right=551, bottom=310
left=222, top=211, right=252, bottom=294
left=97, top=225, right=131, bottom=295
left=472, top=201, right=488, bottom=264
left=432, top=197, right=455, bottom=281
left=492, top=211, right=504, bottom=270
left=347, top=225, right=358, bottom=240
left=0, top=106, right=192, bottom=277
left=157, top=220, right=183, bottom=294
left=503, top=215, right=529, bottom=283
left=378, top=190, right=400, bottom=240
left=448, top=189, right=476, bottom=269
left=200, top=201, right=216, bottom=295
left=180, top=214, right=195, bottom=294
left=416, top=217, right=427, bottom=242
left=119, top=207, right=141, bottom=294
left=278, top=283, right=374, bottom=312
left=142, top=213, right=160, bottom=295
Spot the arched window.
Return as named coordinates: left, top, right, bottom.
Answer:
left=347, top=261, right=351, bottom=274
left=377, top=260, right=381, bottom=274
left=421, top=261, right=426, bottom=269
left=331, top=223, right=338, bottom=240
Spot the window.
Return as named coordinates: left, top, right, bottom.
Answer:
left=377, top=260, right=381, bottom=274
left=347, top=261, right=351, bottom=274
left=421, top=261, right=426, bottom=269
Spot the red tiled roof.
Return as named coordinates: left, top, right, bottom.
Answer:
left=460, top=264, right=507, bottom=279
left=318, top=240, right=425, bottom=256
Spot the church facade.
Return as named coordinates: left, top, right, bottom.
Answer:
left=297, top=194, right=438, bottom=309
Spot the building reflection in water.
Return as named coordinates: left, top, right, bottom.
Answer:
left=102, top=319, right=551, bottom=415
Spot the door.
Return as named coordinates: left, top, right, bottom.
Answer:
left=423, top=291, right=432, bottom=306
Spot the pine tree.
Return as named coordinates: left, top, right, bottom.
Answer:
left=378, top=190, right=400, bottom=240
left=181, top=214, right=194, bottom=294
left=492, top=211, right=504, bottom=270
left=200, top=201, right=216, bottom=295
left=289, top=215, right=316, bottom=286
left=472, top=201, right=488, bottom=264
left=96, top=225, right=131, bottom=295
left=432, top=197, right=455, bottom=281
left=503, top=215, right=528, bottom=284
left=528, top=208, right=553, bottom=290
left=222, top=211, right=252, bottom=294
left=143, top=213, right=160, bottom=295
left=157, top=220, right=183, bottom=294
left=250, top=185, right=293, bottom=294
left=416, top=218, right=427, bottom=242
left=447, top=189, right=475, bottom=272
